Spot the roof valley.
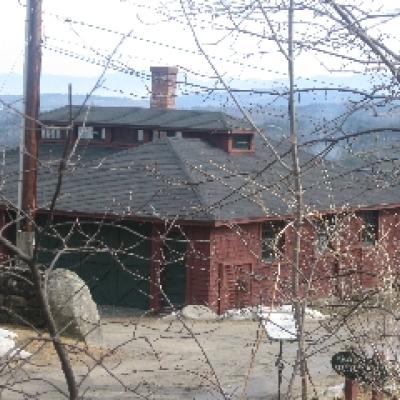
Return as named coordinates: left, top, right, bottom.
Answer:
left=165, top=139, right=216, bottom=220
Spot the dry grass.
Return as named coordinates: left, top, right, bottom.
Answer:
left=353, top=384, right=398, bottom=400
left=3, top=324, right=117, bottom=368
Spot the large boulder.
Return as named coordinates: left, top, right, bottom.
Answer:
left=181, top=305, right=219, bottom=321
left=47, top=269, right=102, bottom=344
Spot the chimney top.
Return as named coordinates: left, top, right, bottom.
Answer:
left=150, top=66, right=178, bottom=109
left=150, top=66, right=178, bottom=75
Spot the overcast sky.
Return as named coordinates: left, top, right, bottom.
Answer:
left=0, top=0, right=399, bottom=94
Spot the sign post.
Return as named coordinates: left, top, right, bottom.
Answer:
left=276, top=340, right=284, bottom=400
left=261, top=309, right=297, bottom=400
left=344, top=378, right=358, bottom=400
left=331, top=350, right=389, bottom=400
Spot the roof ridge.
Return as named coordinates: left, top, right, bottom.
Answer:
left=165, top=138, right=215, bottom=219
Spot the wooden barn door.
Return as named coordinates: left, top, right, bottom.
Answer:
left=218, top=263, right=253, bottom=314
left=160, top=233, right=187, bottom=308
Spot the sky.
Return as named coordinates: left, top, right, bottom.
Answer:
left=0, top=0, right=399, bottom=95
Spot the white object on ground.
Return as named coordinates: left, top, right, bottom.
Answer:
left=320, top=384, right=344, bottom=399
left=260, top=310, right=297, bottom=341
left=0, top=328, right=18, bottom=339
left=0, top=337, right=16, bottom=357
left=0, top=327, right=31, bottom=359
left=223, top=305, right=327, bottom=322
left=259, top=305, right=326, bottom=320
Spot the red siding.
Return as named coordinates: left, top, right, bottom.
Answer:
left=207, top=208, right=400, bottom=313
left=184, top=226, right=212, bottom=307
left=210, top=224, right=268, bottom=312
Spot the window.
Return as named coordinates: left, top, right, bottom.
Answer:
left=315, top=215, right=336, bottom=252
left=261, top=221, right=286, bottom=261
left=137, top=129, right=144, bottom=142
left=360, top=211, right=378, bottom=245
left=78, top=126, right=106, bottom=140
left=232, top=134, right=252, bottom=150
left=41, top=127, right=62, bottom=139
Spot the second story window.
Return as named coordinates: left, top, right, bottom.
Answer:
left=232, top=134, right=252, bottom=150
left=261, top=221, right=286, bottom=262
left=41, top=127, right=62, bottom=139
left=78, top=126, right=106, bottom=140
left=360, top=211, right=379, bottom=246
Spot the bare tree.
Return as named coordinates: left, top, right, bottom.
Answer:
left=0, top=1, right=400, bottom=399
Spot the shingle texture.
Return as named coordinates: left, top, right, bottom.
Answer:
left=2, top=135, right=399, bottom=221
left=40, top=106, right=253, bottom=131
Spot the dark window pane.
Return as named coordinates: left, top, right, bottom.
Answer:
left=315, top=215, right=336, bottom=252
left=360, top=211, right=378, bottom=245
left=232, top=134, right=251, bottom=150
left=261, top=221, right=285, bottom=261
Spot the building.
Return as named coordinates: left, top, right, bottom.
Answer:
left=1, top=66, right=399, bottom=313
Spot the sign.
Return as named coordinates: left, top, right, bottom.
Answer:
left=262, top=311, right=297, bottom=341
left=332, top=351, right=360, bottom=381
left=331, top=351, right=388, bottom=385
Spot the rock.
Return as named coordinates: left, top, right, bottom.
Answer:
left=181, top=305, right=219, bottom=321
left=6, top=295, right=28, bottom=308
left=223, top=307, right=256, bottom=320
left=47, top=269, right=102, bottom=344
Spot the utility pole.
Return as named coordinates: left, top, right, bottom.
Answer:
left=17, top=0, right=42, bottom=256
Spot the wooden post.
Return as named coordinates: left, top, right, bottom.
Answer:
left=345, top=379, right=358, bottom=400
left=371, top=388, right=384, bottom=400
left=17, top=0, right=42, bottom=256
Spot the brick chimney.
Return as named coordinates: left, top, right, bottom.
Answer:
left=150, top=66, right=178, bottom=109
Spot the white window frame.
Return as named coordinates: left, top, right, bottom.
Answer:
left=41, top=127, right=62, bottom=139
left=78, top=126, right=94, bottom=139
left=78, top=126, right=106, bottom=140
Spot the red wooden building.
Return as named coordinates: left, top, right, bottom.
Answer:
left=1, top=66, right=399, bottom=313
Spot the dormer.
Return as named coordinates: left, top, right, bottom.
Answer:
left=230, top=131, right=254, bottom=153
left=208, top=129, right=255, bottom=154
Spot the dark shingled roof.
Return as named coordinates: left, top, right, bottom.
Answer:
left=2, top=135, right=399, bottom=221
left=40, top=106, right=253, bottom=131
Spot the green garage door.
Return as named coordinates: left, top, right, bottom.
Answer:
left=161, top=233, right=187, bottom=308
left=38, top=220, right=151, bottom=309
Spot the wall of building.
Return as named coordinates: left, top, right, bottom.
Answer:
left=149, top=225, right=212, bottom=311
left=184, top=226, right=212, bottom=306
left=1, top=207, right=399, bottom=315
left=208, top=208, right=400, bottom=313
left=209, top=223, right=268, bottom=312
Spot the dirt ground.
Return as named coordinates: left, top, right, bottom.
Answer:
left=0, top=309, right=353, bottom=400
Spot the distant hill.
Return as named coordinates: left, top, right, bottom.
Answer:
left=0, top=70, right=398, bottom=160
left=0, top=71, right=382, bottom=104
